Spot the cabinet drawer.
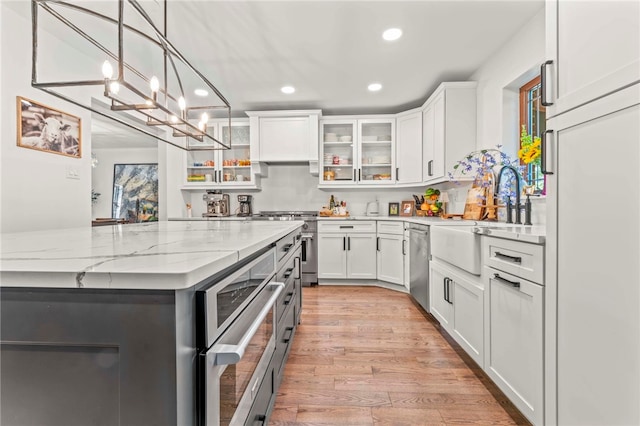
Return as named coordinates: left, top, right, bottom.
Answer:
left=274, top=301, right=296, bottom=388
left=483, top=236, right=544, bottom=285
left=276, top=275, right=296, bottom=325
left=377, top=221, right=404, bottom=235
left=318, top=220, right=376, bottom=233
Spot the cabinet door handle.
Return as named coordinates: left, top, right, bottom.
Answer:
left=396, top=167, right=399, bottom=181
left=402, top=239, right=406, bottom=256
left=283, top=326, right=294, bottom=343
left=343, top=236, right=346, bottom=251
left=294, top=256, right=301, bottom=279
left=339, top=225, right=354, bottom=229
left=358, top=169, right=361, bottom=181
left=348, top=236, right=351, bottom=251
left=428, top=160, right=433, bottom=176
left=376, top=236, right=380, bottom=252
left=541, top=129, right=554, bottom=175
left=443, top=277, right=449, bottom=303
left=283, top=267, right=294, bottom=278
left=540, top=60, right=554, bottom=106
left=353, top=169, right=356, bottom=181
left=494, top=251, right=522, bottom=264
left=284, top=291, right=294, bottom=305
left=493, top=273, right=521, bottom=288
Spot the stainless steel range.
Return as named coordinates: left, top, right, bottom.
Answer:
left=255, top=211, right=318, bottom=286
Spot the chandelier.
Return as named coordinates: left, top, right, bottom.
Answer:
left=31, top=0, right=231, bottom=151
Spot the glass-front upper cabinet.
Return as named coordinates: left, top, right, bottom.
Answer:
left=320, top=120, right=357, bottom=184
left=358, top=119, right=395, bottom=183
left=319, top=118, right=396, bottom=186
left=185, top=119, right=253, bottom=187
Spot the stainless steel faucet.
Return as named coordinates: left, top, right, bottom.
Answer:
left=495, top=165, right=522, bottom=224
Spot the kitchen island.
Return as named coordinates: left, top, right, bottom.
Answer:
left=0, top=220, right=303, bottom=426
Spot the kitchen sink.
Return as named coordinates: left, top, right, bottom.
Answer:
left=430, top=225, right=482, bottom=275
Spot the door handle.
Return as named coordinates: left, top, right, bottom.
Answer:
left=294, top=256, right=301, bottom=279
left=358, top=169, right=361, bottom=181
left=348, top=236, right=351, bottom=251
left=446, top=278, right=453, bottom=305
left=428, top=160, right=433, bottom=176
left=376, top=236, right=380, bottom=251
left=493, top=273, right=521, bottom=288
left=542, top=129, right=554, bottom=175
left=443, top=277, right=449, bottom=303
left=540, top=60, right=554, bottom=106
left=283, top=326, right=294, bottom=343
left=283, top=267, right=294, bottom=278
left=353, top=169, right=356, bottom=181
left=402, top=239, right=406, bottom=256
left=396, top=167, right=399, bottom=181
left=343, top=236, right=346, bottom=251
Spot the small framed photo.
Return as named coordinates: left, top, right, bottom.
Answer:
left=400, top=200, right=415, bottom=217
left=388, top=202, right=399, bottom=216
left=17, top=96, right=81, bottom=158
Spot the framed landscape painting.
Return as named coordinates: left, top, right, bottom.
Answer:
left=112, top=164, right=159, bottom=222
left=17, top=96, right=81, bottom=158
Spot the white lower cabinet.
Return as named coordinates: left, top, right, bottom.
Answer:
left=429, top=260, right=484, bottom=367
left=318, top=221, right=376, bottom=280
left=376, top=221, right=405, bottom=286
left=483, top=236, right=544, bottom=426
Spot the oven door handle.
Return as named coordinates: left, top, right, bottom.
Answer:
left=210, top=282, right=284, bottom=366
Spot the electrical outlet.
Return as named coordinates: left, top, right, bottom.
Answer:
left=66, top=166, right=80, bottom=180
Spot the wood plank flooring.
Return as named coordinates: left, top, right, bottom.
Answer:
left=269, top=285, right=531, bottom=426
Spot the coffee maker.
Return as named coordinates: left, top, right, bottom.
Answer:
left=237, top=194, right=253, bottom=217
left=203, top=190, right=230, bottom=217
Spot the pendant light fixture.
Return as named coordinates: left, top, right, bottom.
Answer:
left=31, top=0, right=231, bottom=151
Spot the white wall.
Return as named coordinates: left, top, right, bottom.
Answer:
left=91, top=148, right=158, bottom=219
left=1, top=1, right=92, bottom=233
left=471, top=9, right=545, bottom=156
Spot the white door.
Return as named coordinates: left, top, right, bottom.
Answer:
left=395, top=111, right=422, bottom=184
left=319, top=119, right=357, bottom=185
left=358, top=119, right=395, bottom=184
left=451, top=274, right=484, bottom=368
left=545, top=85, right=640, bottom=426
left=346, top=234, right=377, bottom=279
left=431, top=92, right=446, bottom=180
left=487, top=271, right=543, bottom=426
left=545, top=0, right=640, bottom=117
left=422, top=101, right=435, bottom=181
left=376, top=233, right=404, bottom=285
left=317, top=233, right=347, bottom=279
left=429, top=262, right=453, bottom=329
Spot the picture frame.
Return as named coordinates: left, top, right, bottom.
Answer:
left=112, top=164, right=159, bottom=222
left=16, top=96, right=81, bottom=158
left=388, top=202, right=399, bottom=216
left=400, top=200, right=415, bottom=217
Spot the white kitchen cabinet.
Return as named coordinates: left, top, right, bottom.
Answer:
left=319, top=117, right=395, bottom=186
left=184, top=119, right=258, bottom=188
left=429, top=260, right=484, bottom=366
left=421, top=82, right=477, bottom=184
left=395, top=109, right=423, bottom=185
left=544, top=0, right=640, bottom=118
left=376, top=221, right=405, bottom=286
left=247, top=110, right=321, bottom=163
left=484, top=236, right=544, bottom=426
left=544, top=84, right=640, bottom=426
left=317, top=221, right=376, bottom=280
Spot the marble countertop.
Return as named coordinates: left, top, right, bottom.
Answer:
left=0, top=221, right=303, bottom=290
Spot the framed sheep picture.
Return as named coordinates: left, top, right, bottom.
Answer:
left=17, top=96, right=81, bottom=158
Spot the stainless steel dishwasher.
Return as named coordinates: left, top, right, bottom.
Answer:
left=409, top=223, right=430, bottom=312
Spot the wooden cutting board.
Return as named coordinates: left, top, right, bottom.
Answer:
left=462, top=186, right=486, bottom=220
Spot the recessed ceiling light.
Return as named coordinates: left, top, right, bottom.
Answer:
left=194, top=88, right=208, bottom=97
left=281, top=86, right=295, bottom=94
left=368, top=83, right=382, bottom=92
left=382, top=28, right=403, bottom=41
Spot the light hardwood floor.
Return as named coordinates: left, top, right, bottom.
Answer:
left=270, top=285, right=531, bottom=426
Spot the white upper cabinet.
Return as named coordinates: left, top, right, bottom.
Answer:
left=247, top=110, right=321, bottom=162
left=421, top=82, right=477, bottom=184
left=319, top=117, right=395, bottom=186
left=395, top=109, right=423, bottom=185
left=544, top=0, right=640, bottom=117
left=184, top=119, right=258, bottom=188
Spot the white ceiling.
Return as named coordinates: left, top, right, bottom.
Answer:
left=15, top=0, right=545, bottom=147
